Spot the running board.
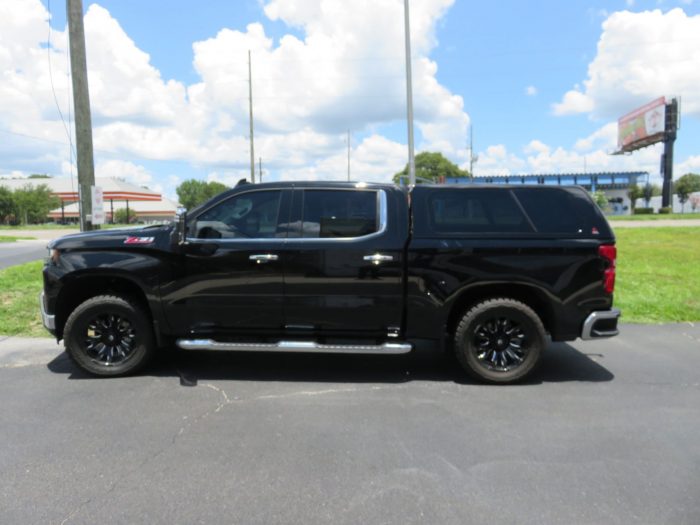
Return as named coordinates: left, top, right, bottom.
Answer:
left=176, top=339, right=412, bottom=355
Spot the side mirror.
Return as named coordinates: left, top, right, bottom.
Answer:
left=175, top=207, right=188, bottom=247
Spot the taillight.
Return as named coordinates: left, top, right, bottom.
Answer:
left=598, top=244, right=616, bottom=294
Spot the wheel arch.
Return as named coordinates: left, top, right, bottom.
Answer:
left=444, top=282, right=556, bottom=339
left=54, top=272, right=153, bottom=340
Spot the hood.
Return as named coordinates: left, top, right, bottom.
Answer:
left=48, top=224, right=172, bottom=251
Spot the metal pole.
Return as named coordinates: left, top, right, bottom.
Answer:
left=248, top=50, right=256, bottom=184
left=258, top=157, right=262, bottom=183
left=347, top=129, right=351, bottom=182
left=469, top=124, right=474, bottom=177
left=67, top=0, right=96, bottom=231
left=403, top=0, right=416, bottom=185
left=662, top=98, right=678, bottom=209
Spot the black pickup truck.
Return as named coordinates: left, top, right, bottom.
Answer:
left=41, top=181, right=620, bottom=383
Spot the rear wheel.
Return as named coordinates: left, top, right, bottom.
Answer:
left=454, top=298, right=546, bottom=384
left=64, top=295, right=155, bottom=376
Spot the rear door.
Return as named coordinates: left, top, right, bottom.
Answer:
left=283, top=187, right=405, bottom=337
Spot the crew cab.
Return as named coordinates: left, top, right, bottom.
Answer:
left=41, top=181, right=620, bottom=383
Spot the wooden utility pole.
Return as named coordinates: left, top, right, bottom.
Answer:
left=67, top=0, right=96, bottom=231
left=258, top=157, right=262, bottom=183
left=248, top=50, right=256, bottom=183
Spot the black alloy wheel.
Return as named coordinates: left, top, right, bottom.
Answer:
left=454, top=298, right=546, bottom=384
left=64, top=295, right=155, bottom=376
left=473, top=317, right=527, bottom=372
left=84, top=313, right=137, bottom=366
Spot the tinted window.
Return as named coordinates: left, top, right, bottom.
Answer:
left=298, top=190, right=378, bottom=238
left=428, top=189, right=532, bottom=233
left=192, top=190, right=282, bottom=239
left=513, top=188, right=608, bottom=235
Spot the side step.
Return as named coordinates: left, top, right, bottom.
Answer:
left=176, top=339, right=412, bottom=355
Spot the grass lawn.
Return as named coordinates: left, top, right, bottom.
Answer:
left=615, top=227, right=700, bottom=323
left=608, top=213, right=700, bottom=221
left=0, top=260, right=46, bottom=337
left=0, top=236, right=36, bottom=243
left=0, top=227, right=698, bottom=337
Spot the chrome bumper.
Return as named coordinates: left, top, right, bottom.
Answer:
left=581, top=308, right=621, bottom=340
left=39, top=292, right=55, bottom=331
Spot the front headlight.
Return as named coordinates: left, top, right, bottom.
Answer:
left=45, top=247, right=60, bottom=265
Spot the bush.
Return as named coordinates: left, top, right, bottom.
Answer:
left=658, top=207, right=672, bottom=214
left=633, top=207, right=654, bottom=215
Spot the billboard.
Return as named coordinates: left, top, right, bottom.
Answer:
left=617, top=97, right=666, bottom=153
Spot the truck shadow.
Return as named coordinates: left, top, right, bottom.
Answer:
left=47, top=342, right=613, bottom=385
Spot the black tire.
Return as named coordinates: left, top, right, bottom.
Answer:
left=64, top=295, right=155, bottom=376
left=454, top=298, right=546, bottom=384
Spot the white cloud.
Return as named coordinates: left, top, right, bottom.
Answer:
left=0, top=0, right=469, bottom=186
left=475, top=128, right=667, bottom=179
left=553, top=8, right=700, bottom=118
left=525, top=85, right=537, bottom=96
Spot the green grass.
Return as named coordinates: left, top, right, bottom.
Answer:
left=615, top=227, right=700, bottom=323
left=0, top=228, right=698, bottom=336
left=0, top=236, right=36, bottom=243
left=608, top=213, right=700, bottom=221
left=0, top=260, right=46, bottom=337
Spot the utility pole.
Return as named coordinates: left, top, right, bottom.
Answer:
left=403, top=0, right=416, bottom=185
left=347, top=129, right=351, bottom=181
left=67, top=0, right=96, bottom=231
left=468, top=124, right=478, bottom=177
left=258, top=157, right=262, bottom=183
left=248, top=50, right=256, bottom=183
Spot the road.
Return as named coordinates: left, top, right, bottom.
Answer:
left=610, top=218, right=700, bottom=228
left=0, top=229, right=76, bottom=269
left=0, top=239, right=47, bottom=269
left=1, top=324, right=698, bottom=524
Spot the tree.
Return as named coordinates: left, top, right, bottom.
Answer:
left=176, top=180, right=230, bottom=209
left=393, top=152, right=469, bottom=184
left=12, top=184, right=60, bottom=225
left=28, top=174, right=51, bottom=179
left=0, top=186, right=16, bottom=224
left=114, top=207, right=135, bottom=224
left=591, top=190, right=609, bottom=212
left=627, top=185, right=643, bottom=211
left=675, top=173, right=700, bottom=213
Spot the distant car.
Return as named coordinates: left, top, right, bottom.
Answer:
left=41, top=181, right=619, bottom=383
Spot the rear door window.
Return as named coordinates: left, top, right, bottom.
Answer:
left=512, top=187, right=610, bottom=235
left=427, top=189, right=533, bottom=234
left=295, top=190, right=379, bottom=238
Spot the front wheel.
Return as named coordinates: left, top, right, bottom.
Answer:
left=454, top=298, right=546, bottom=384
left=64, top=295, right=155, bottom=376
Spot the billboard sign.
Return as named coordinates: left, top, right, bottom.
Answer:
left=617, top=97, right=666, bottom=153
left=91, top=185, right=105, bottom=225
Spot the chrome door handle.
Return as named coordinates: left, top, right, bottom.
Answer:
left=249, top=254, right=279, bottom=263
left=363, top=254, right=394, bottom=264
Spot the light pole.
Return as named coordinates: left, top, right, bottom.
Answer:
left=403, top=0, right=416, bottom=185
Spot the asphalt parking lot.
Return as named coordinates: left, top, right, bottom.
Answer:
left=1, top=324, right=699, bottom=525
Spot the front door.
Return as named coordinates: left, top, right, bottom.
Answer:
left=283, top=187, right=404, bottom=338
left=161, top=188, right=290, bottom=337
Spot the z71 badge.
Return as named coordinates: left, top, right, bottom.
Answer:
left=124, top=236, right=155, bottom=245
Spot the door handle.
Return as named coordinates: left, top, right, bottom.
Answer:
left=249, top=254, right=279, bottom=264
left=363, top=253, right=394, bottom=264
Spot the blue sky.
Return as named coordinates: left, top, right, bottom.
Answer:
left=2, top=0, right=699, bottom=198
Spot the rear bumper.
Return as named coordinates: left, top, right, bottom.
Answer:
left=581, top=308, right=621, bottom=340
left=39, top=292, right=56, bottom=334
